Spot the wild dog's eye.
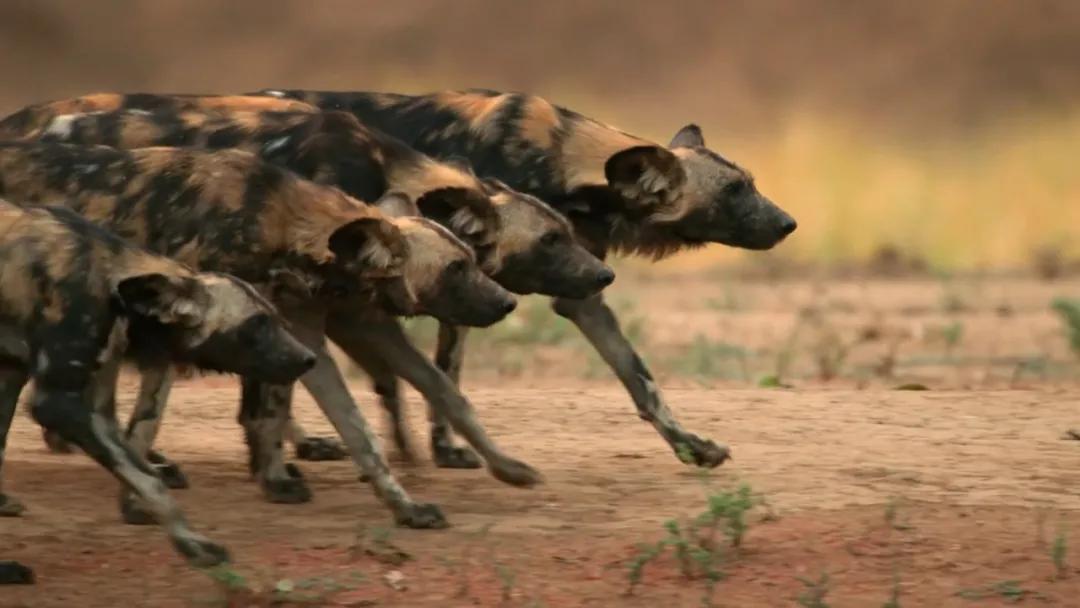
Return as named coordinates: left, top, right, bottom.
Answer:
left=541, top=232, right=561, bottom=246
left=447, top=259, right=467, bottom=275
left=241, top=314, right=272, bottom=344
left=723, top=180, right=750, bottom=197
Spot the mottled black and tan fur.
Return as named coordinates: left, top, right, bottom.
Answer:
left=3, top=100, right=612, bottom=486
left=0, top=199, right=314, bottom=567
left=0, top=141, right=526, bottom=528
left=254, top=88, right=799, bottom=468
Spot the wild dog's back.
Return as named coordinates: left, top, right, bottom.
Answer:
left=0, top=93, right=317, bottom=141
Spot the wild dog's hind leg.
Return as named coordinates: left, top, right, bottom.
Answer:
left=124, top=363, right=188, bottom=489
left=31, top=384, right=227, bottom=566
left=0, top=364, right=29, bottom=517
left=553, top=294, right=730, bottom=468
left=240, top=378, right=311, bottom=503
left=426, top=323, right=480, bottom=469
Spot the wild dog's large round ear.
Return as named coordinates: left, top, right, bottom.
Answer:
left=416, top=187, right=496, bottom=242
left=114, top=273, right=204, bottom=327
left=328, top=217, right=406, bottom=278
left=604, top=145, right=686, bottom=209
left=374, top=191, right=420, bottom=218
left=669, top=124, right=705, bottom=148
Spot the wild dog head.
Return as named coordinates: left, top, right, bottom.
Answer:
left=480, top=178, right=614, bottom=298
left=565, top=121, right=796, bottom=257
left=115, top=269, right=316, bottom=383
left=376, top=193, right=516, bottom=327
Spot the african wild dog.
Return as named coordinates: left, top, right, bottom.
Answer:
left=6, top=100, right=612, bottom=478
left=254, top=88, right=798, bottom=468
left=0, top=141, right=529, bottom=528
left=0, top=92, right=318, bottom=140
left=0, top=199, right=315, bottom=567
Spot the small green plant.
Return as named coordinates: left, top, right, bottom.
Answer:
left=882, top=572, right=902, bottom=608
left=1052, top=527, right=1068, bottom=579
left=941, top=321, right=964, bottom=359
left=956, top=580, right=1045, bottom=602
left=1051, top=298, right=1080, bottom=356
left=495, top=561, right=517, bottom=602
left=796, top=572, right=831, bottom=608
left=626, top=484, right=763, bottom=596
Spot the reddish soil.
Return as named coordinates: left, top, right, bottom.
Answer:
left=3, top=375, right=1080, bottom=607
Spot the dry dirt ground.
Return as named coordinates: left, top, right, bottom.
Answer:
left=3, top=277, right=1080, bottom=607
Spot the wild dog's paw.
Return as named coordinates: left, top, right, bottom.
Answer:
left=152, top=461, right=190, bottom=490
left=295, top=436, right=348, bottom=461
left=673, top=434, right=731, bottom=468
left=41, top=428, right=75, bottom=454
left=119, top=492, right=157, bottom=526
left=0, top=493, right=25, bottom=517
left=394, top=502, right=449, bottom=529
left=0, top=561, right=34, bottom=584
left=489, top=458, right=543, bottom=488
left=261, top=469, right=312, bottom=504
left=173, top=535, right=230, bottom=568
left=432, top=444, right=482, bottom=469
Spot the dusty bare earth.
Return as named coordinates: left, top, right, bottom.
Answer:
left=3, top=277, right=1080, bottom=607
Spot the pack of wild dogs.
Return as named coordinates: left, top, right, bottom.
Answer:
left=0, top=89, right=796, bottom=572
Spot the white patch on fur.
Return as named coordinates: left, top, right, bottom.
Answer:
left=263, top=90, right=286, bottom=98
left=449, top=207, right=485, bottom=238
left=43, top=114, right=77, bottom=139
left=262, top=136, right=291, bottom=155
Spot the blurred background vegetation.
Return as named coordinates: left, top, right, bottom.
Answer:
left=1, top=0, right=1077, bottom=271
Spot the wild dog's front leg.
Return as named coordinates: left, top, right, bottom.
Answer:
left=426, top=323, right=480, bottom=469
left=0, top=365, right=29, bottom=517
left=239, top=378, right=311, bottom=504
left=31, top=384, right=227, bottom=567
left=327, top=316, right=539, bottom=487
left=124, top=363, right=187, bottom=489
left=344, top=344, right=417, bottom=463
left=300, top=342, right=447, bottom=528
left=245, top=307, right=447, bottom=527
left=553, top=294, right=730, bottom=468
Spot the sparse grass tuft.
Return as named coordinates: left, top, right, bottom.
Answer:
left=1051, top=298, right=1080, bottom=357
left=956, top=580, right=1046, bottom=603
left=1052, top=526, right=1068, bottom=579
left=670, top=334, right=750, bottom=381
left=796, top=572, right=831, bottom=608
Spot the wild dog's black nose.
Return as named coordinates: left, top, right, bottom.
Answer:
left=780, top=216, right=798, bottom=236
left=501, top=298, right=518, bottom=315
left=595, top=268, right=616, bottom=288
left=300, top=353, right=317, bottom=370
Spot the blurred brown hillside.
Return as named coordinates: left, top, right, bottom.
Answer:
left=0, top=0, right=1077, bottom=135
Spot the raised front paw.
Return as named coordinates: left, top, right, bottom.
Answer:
left=394, top=502, right=449, bottom=529
left=673, top=434, right=731, bottom=468
left=0, top=493, right=26, bottom=517
left=295, top=436, right=349, bottom=461
left=432, top=444, right=482, bottom=469
left=172, top=535, right=230, bottom=568
left=489, top=458, right=543, bottom=488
